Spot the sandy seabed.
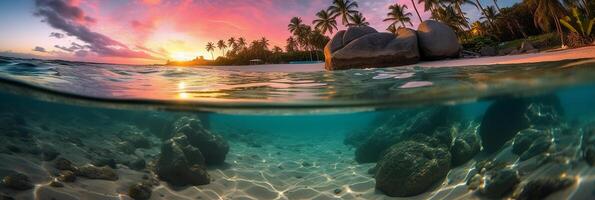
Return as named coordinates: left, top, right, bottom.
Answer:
left=1, top=125, right=593, bottom=200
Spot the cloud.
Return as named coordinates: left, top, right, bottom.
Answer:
left=34, top=0, right=158, bottom=60
left=50, top=32, right=66, bottom=39
left=32, top=46, right=48, bottom=53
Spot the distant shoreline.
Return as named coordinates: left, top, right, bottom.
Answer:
left=201, top=46, right=595, bottom=72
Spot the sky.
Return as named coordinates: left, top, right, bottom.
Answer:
left=0, top=0, right=520, bottom=65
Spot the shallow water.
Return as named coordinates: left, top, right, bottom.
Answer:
left=0, top=57, right=594, bottom=200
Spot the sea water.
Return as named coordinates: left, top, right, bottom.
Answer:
left=0, top=56, right=594, bottom=200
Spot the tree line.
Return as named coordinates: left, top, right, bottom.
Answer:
left=193, top=0, right=593, bottom=66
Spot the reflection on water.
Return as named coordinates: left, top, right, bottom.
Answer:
left=0, top=57, right=594, bottom=110
left=0, top=56, right=594, bottom=200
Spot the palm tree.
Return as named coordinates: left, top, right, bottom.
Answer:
left=474, top=0, right=497, bottom=31
left=296, top=25, right=312, bottom=51
left=449, top=0, right=476, bottom=28
left=418, top=0, right=444, bottom=13
left=431, top=5, right=467, bottom=34
left=259, top=37, right=270, bottom=50
left=384, top=4, right=414, bottom=28
left=313, top=9, right=338, bottom=35
left=481, top=6, right=500, bottom=33
left=348, top=12, right=370, bottom=27
left=272, top=46, right=283, bottom=53
left=288, top=17, right=304, bottom=35
left=493, top=0, right=528, bottom=38
left=562, top=0, right=590, bottom=17
left=216, top=40, right=227, bottom=56
left=227, top=37, right=236, bottom=49
left=237, top=37, right=247, bottom=50
left=328, top=0, right=360, bottom=26
left=410, top=0, right=423, bottom=22
left=205, top=42, right=215, bottom=60
left=387, top=23, right=398, bottom=34
left=525, top=0, right=567, bottom=47
left=286, top=37, right=299, bottom=52
left=492, top=0, right=501, bottom=10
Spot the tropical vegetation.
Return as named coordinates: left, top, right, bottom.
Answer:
left=170, top=0, right=593, bottom=66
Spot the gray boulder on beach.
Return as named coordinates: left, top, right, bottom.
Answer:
left=417, top=20, right=461, bottom=60
left=375, top=141, right=451, bottom=197
left=324, top=26, right=419, bottom=70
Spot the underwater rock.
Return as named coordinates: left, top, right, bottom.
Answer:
left=57, top=170, right=76, bottom=182
left=480, top=169, right=519, bottom=198
left=1, top=173, right=33, bottom=190
left=155, top=138, right=210, bottom=186
left=583, top=123, right=595, bottom=166
left=324, top=26, right=420, bottom=70
left=54, top=158, right=78, bottom=171
left=355, top=107, right=458, bottom=163
left=467, top=174, right=482, bottom=190
left=417, top=20, right=461, bottom=60
left=450, top=129, right=481, bottom=166
left=76, top=165, right=119, bottom=181
left=354, top=129, right=400, bottom=163
left=479, top=95, right=563, bottom=153
left=515, top=177, right=574, bottom=200
left=92, top=157, right=118, bottom=169
left=375, top=141, right=451, bottom=197
left=128, top=183, right=152, bottom=200
left=49, top=180, right=64, bottom=188
left=173, top=117, right=229, bottom=165
left=512, top=129, right=553, bottom=161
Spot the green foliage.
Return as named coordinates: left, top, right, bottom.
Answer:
left=461, top=36, right=499, bottom=52
left=499, top=33, right=561, bottom=50
left=214, top=50, right=323, bottom=66
left=559, top=7, right=595, bottom=38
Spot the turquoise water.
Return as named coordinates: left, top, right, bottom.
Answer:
left=0, top=56, right=594, bottom=199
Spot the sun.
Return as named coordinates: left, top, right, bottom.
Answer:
left=170, top=52, right=198, bottom=61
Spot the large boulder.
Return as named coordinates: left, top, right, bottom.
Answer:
left=516, top=177, right=575, bottom=200
left=512, top=128, right=552, bottom=161
left=375, top=141, right=451, bottom=197
left=480, top=169, right=520, bottom=198
left=417, top=20, right=461, bottom=60
left=583, top=122, right=595, bottom=166
left=479, top=95, right=563, bottom=153
left=450, top=124, right=481, bottom=166
left=155, top=137, right=210, bottom=186
left=76, top=165, right=119, bottom=181
left=324, top=26, right=419, bottom=70
left=173, top=117, right=229, bottom=165
left=355, top=107, right=458, bottom=163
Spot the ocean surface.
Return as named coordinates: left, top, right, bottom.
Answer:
left=0, top=56, right=594, bottom=200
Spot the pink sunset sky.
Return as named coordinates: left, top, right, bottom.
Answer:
left=0, top=0, right=519, bottom=64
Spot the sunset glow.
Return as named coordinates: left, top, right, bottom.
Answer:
left=0, top=0, right=517, bottom=64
